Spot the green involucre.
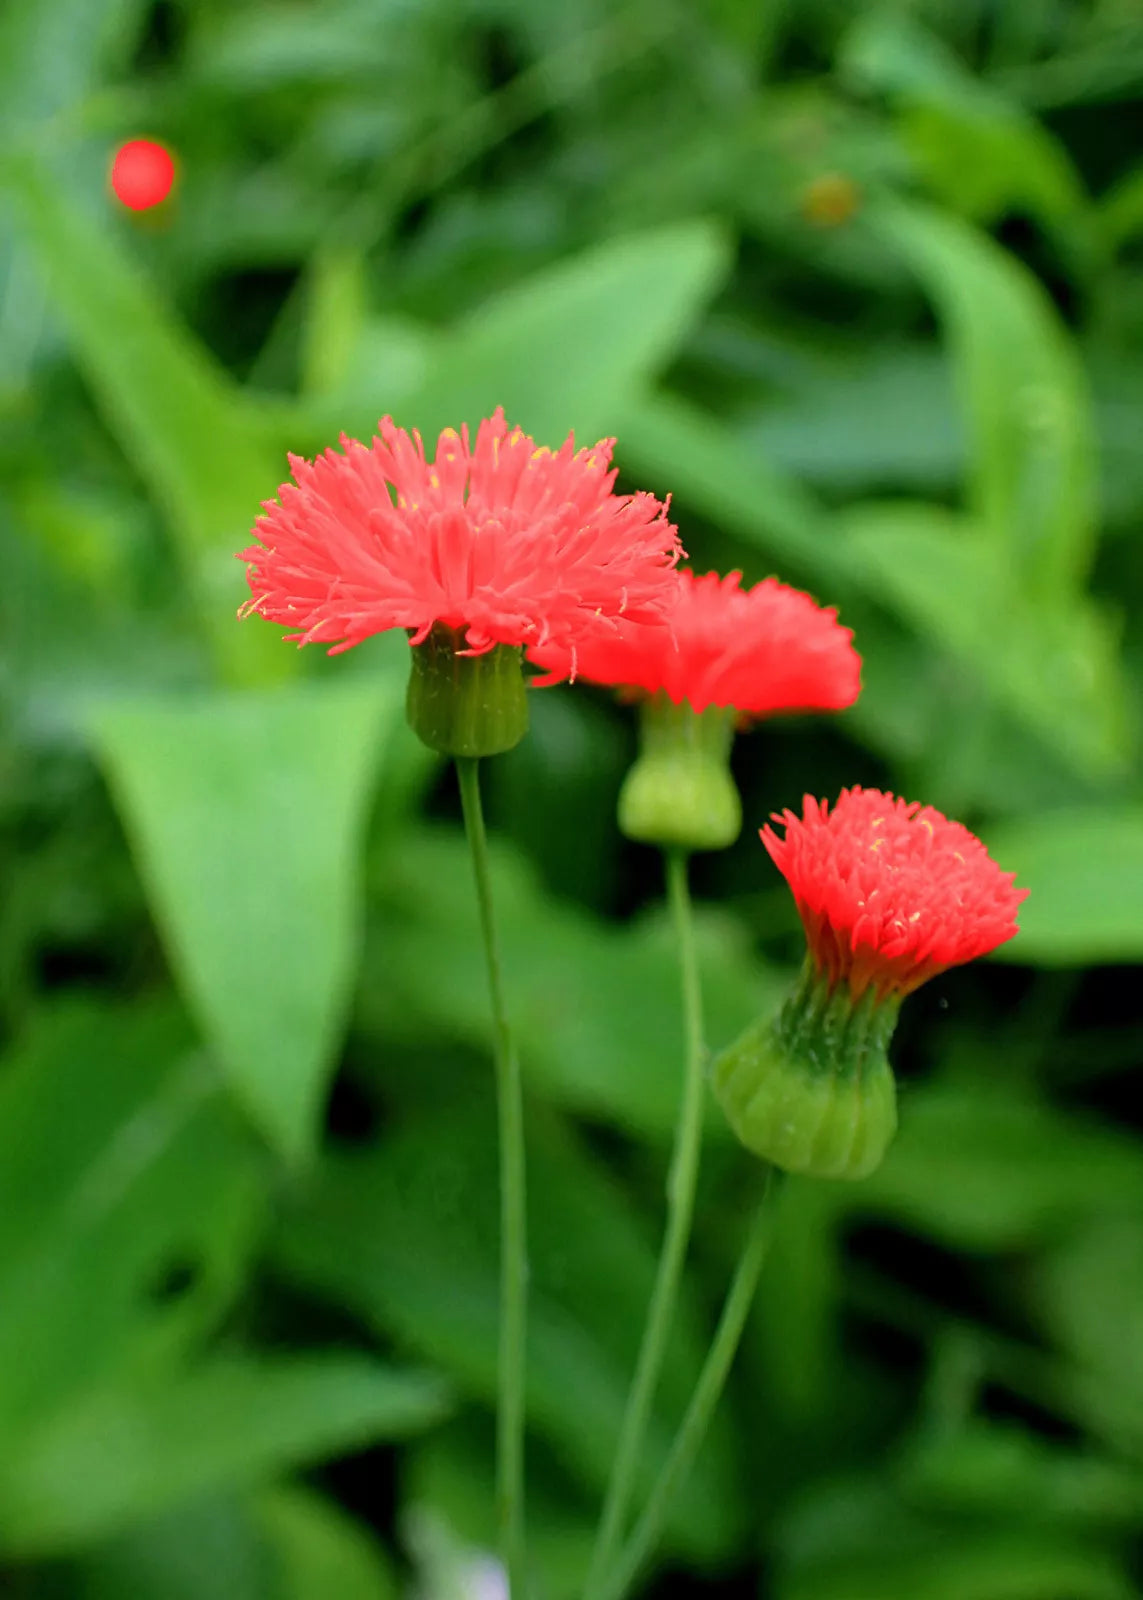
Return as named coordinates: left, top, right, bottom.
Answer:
left=405, top=625, right=529, bottom=757
left=711, top=958, right=900, bottom=1180
left=619, top=696, right=741, bottom=852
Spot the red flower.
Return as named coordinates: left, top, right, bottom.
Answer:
left=762, top=787, right=1028, bottom=1002
left=238, top=408, right=682, bottom=656
left=529, top=569, right=860, bottom=717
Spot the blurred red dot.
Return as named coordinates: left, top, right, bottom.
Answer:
left=110, top=139, right=176, bottom=210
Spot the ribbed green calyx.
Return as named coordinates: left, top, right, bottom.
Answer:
left=618, top=694, right=741, bottom=852
left=405, top=624, right=529, bottom=757
left=711, top=957, right=900, bottom=1180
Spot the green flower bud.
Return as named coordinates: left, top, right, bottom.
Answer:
left=711, top=958, right=900, bottom=1180
left=618, top=695, right=741, bottom=852
left=406, top=624, right=529, bottom=757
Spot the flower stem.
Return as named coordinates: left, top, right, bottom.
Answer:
left=598, top=1170, right=781, bottom=1600
left=585, top=848, right=708, bottom=1600
left=455, top=756, right=527, bottom=1598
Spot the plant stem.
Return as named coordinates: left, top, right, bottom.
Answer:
left=585, top=849, right=708, bottom=1600
left=598, top=1170, right=780, bottom=1600
left=456, top=756, right=527, bottom=1598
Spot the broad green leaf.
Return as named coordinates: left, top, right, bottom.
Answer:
left=776, top=1477, right=1136, bottom=1600
left=1, top=152, right=288, bottom=686
left=361, top=825, right=784, bottom=1141
left=254, top=1486, right=398, bottom=1600
left=1036, top=1217, right=1143, bottom=1422
left=68, top=1487, right=396, bottom=1600
left=901, top=1420, right=1143, bottom=1527
left=868, top=199, right=1098, bottom=596
left=616, top=389, right=855, bottom=588
left=780, top=1522, right=1132, bottom=1600
left=0, top=0, right=146, bottom=134
left=981, top=808, right=1143, bottom=965
left=0, top=1357, right=450, bottom=1555
left=841, top=13, right=1092, bottom=239
left=397, top=222, right=731, bottom=444
left=741, top=344, right=964, bottom=493
left=406, top=1419, right=593, bottom=1600
left=70, top=1496, right=271, bottom=1600
left=0, top=999, right=265, bottom=1436
left=841, top=502, right=1131, bottom=778
left=856, top=1084, right=1143, bottom=1252
left=276, top=1101, right=743, bottom=1561
left=90, top=679, right=406, bottom=1161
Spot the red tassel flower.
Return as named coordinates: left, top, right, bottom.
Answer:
left=712, top=787, right=1028, bottom=1180
left=763, top=787, right=1029, bottom=1002
left=238, top=407, right=682, bottom=657
left=530, top=568, right=861, bottom=717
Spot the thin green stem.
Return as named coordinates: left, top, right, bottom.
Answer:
left=585, top=849, right=708, bottom=1600
left=455, top=756, right=527, bottom=1599
left=599, top=1171, right=781, bottom=1600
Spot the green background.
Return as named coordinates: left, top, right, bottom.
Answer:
left=3, top=0, right=1143, bottom=1595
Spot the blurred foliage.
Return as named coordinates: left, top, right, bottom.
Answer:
left=2, top=0, right=1143, bottom=1596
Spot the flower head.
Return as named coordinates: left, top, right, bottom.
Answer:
left=238, top=408, right=682, bottom=656
left=762, top=787, right=1028, bottom=1002
left=530, top=569, right=861, bottom=717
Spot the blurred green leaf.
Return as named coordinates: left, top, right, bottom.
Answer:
left=617, top=390, right=852, bottom=587
left=362, top=825, right=783, bottom=1141
left=740, top=343, right=964, bottom=494
left=856, top=1083, right=1143, bottom=1251
left=69, top=1485, right=396, bottom=1600
left=841, top=502, right=1131, bottom=778
left=90, top=679, right=405, bottom=1161
left=405, top=1418, right=593, bottom=1600
left=841, top=12, right=1092, bottom=241
left=276, top=1099, right=742, bottom=1561
left=982, top=808, right=1143, bottom=966
left=70, top=1495, right=271, bottom=1600
left=0, top=1357, right=450, bottom=1555
left=0, top=999, right=265, bottom=1436
left=0, top=0, right=146, bottom=134
left=901, top=1420, right=1143, bottom=1528
left=779, top=1512, right=1132, bottom=1600
left=869, top=199, right=1098, bottom=596
left=1, top=152, right=288, bottom=686
left=398, top=221, right=731, bottom=444
left=254, top=1485, right=398, bottom=1600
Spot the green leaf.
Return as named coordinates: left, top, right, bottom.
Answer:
left=841, top=12, right=1092, bottom=239
left=856, top=1084, right=1143, bottom=1252
left=90, top=679, right=406, bottom=1161
left=0, top=151, right=289, bottom=686
left=254, top=1486, right=398, bottom=1600
left=0, top=999, right=266, bottom=1436
left=398, top=222, right=731, bottom=444
left=276, top=1101, right=743, bottom=1561
left=868, top=198, right=1098, bottom=596
left=901, top=1420, right=1143, bottom=1528
left=616, top=389, right=854, bottom=588
left=981, top=808, right=1143, bottom=966
left=405, top=1418, right=593, bottom=1600
left=362, top=825, right=784, bottom=1141
left=841, top=502, right=1131, bottom=778
left=68, top=1487, right=397, bottom=1600
left=0, top=1357, right=450, bottom=1555
left=0, top=0, right=146, bottom=134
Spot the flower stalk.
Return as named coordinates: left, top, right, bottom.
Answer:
left=455, top=756, right=527, bottom=1597
left=585, top=848, right=708, bottom=1598
left=598, top=1170, right=782, bottom=1600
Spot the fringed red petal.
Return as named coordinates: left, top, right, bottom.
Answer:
left=237, top=408, right=683, bottom=655
left=761, top=787, right=1028, bottom=1001
left=528, top=569, right=861, bottom=717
